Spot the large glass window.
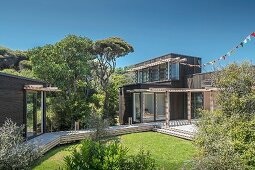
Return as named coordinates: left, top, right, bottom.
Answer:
left=191, top=92, right=203, bottom=119
left=155, top=93, right=165, bottom=121
left=159, top=63, right=168, bottom=81
left=142, top=69, right=149, bottom=83
left=26, top=92, right=42, bottom=138
left=169, top=63, right=180, bottom=80
left=150, top=66, right=159, bottom=82
left=143, top=93, right=154, bottom=122
left=133, top=93, right=141, bottom=122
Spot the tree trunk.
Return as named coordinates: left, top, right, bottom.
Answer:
left=103, top=91, right=110, bottom=119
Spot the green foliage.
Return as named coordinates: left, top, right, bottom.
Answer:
left=0, top=119, right=41, bottom=169
left=193, top=62, right=255, bottom=170
left=1, top=68, right=35, bottom=79
left=92, top=37, right=134, bottom=120
left=28, top=35, right=95, bottom=130
left=19, top=60, right=32, bottom=70
left=64, top=139, right=127, bottom=170
left=128, top=149, right=156, bottom=170
left=29, top=35, right=93, bottom=91
left=64, top=139, right=156, bottom=170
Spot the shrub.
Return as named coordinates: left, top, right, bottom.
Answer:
left=193, top=62, right=255, bottom=170
left=0, top=119, right=41, bottom=170
left=64, top=139, right=156, bottom=170
left=64, top=139, right=128, bottom=170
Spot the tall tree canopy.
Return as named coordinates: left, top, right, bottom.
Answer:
left=28, top=35, right=94, bottom=130
left=29, top=35, right=93, bottom=94
left=92, top=37, right=134, bottom=120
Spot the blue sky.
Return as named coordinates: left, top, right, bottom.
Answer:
left=0, top=0, right=255, bottom=70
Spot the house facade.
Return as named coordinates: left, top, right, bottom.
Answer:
left=119, top=53, right=216, bottom=125
left=0, top=72, right=59, bottom=139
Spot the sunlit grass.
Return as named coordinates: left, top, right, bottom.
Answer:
left=33, top=132, right=196, bottom=170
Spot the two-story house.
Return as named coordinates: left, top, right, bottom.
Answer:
left=119, top=53, right=216, bottom=125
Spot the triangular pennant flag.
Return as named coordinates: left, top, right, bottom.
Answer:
left=243, top=38, right=248, bottom=44
left=251, top=32, right=255, bottom=37
left=240, top=42, right=244, bottom=47
left=227, top=52, right=231, bottom=56
left=230, top=49, right=235, bottom=55
left=223, top=55, right=226, bottom=60
left=247, top=35, right=251, bottom=41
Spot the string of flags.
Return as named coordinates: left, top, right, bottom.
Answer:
left=180, top=32, right=255, bottom=68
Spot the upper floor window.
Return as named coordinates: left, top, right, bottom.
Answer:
left=142, top=69, right=149, bottom=83
left=150, top=66, right=159, bottom=82
left=169, top=63, right=179, bottom=80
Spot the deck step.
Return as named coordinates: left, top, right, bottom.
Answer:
left=154, top=128, right=194, bottom=140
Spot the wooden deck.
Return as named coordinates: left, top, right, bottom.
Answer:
left=28, top=120, right=196, bottom=154
left=28, top=123, right=157, bottom=154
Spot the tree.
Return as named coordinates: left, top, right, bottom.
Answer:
left=28, top=35, right=95, bottom=130
left=92, top=37, right=134, bottom=120
left=193, top=62, right=255, bottom=170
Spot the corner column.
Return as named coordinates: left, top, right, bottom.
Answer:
left=165, top=91, right=170, bottom=127
left=141, top=92, right=144, bottom=123
left=187, top=91, right=191, bottom=123
left=41, top=91, right=46, bottom=133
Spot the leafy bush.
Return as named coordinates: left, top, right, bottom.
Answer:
left=0, top=119, right=41, bottom=169
left=64, top=139, right=156, bottom=170
left=193, top=62, right=255, bottom=170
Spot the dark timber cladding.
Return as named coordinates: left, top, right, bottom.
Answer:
left=119, top=53, right=202, bottom=124
left=0, top=72, right=47, bottom=133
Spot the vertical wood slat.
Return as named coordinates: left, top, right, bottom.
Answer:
left=187, top=91, right=191, bottom=123
left=210, top=91, right=214, bottom=111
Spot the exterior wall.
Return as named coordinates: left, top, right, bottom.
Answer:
left=187, top=72, right=213, bottom=89
left=0, top=73, right=46, bottom=127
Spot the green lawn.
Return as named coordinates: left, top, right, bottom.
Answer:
left=33, top=132, right=196, bottom=170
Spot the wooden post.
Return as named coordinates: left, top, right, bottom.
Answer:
left=41, top=91, right=46, bottom=133
left=119, top=88, right=125, bottom=124
left=141, top=92, right=144, bottom=123
left=165, top=91, right=170, bottom=127
left=154, top=93, right=157, bottom=121
left=75, top=121, right=80, bottom=131
left=23, top=90, right=27, bottom=139
left=187, top=91, right=191, bottom=124
left=210, top=91, right=214, bottom=111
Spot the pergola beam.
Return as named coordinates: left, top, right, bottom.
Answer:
left=128, top=57, right=187, bottom=72
left=24, top=85, right=61, bottom=92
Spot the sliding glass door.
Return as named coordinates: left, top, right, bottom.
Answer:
left=26, top=92, right=42, bottom=138
left=133, top=93, right=141, bottom=123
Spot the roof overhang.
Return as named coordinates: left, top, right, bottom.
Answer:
left=24, top=85, right=61, bottom=92
left=127, top=87, right=219, bottom=93
left=128, top=57, right=187, bottom=72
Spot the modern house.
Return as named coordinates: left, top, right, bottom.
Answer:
left=0, top=72, right=59, bottom=139
left=119, top=53, right=217, bottom=125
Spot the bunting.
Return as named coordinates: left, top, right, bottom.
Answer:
left=180, top=32, right=255, bottom=67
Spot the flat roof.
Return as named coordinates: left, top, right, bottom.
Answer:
left=128, top=53, right=200, bottom=72
left=0, top=72, right=47, bottom=84
left=127, top=87, right=218, bottom=93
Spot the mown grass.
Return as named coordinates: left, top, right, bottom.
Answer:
left=33, top=132, right=196, bottom=170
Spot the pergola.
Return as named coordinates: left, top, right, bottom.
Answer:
left=127, top=87, right=218, bottom=126
left=128, top=57, right=187, bottom=72
left=23, top=85, right=60, bottom=133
